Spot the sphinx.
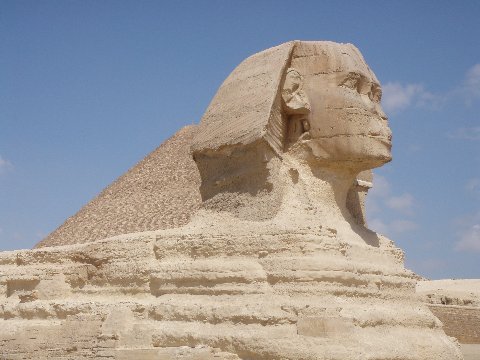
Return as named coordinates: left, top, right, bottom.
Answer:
left=191, top=41, right=391, bottom=245
left=0, top=41, right=463, bottom=359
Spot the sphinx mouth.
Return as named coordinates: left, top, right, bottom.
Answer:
left=368, top=135, right=392, bottom=147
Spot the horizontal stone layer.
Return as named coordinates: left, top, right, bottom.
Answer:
left=0, top=230, right=462, bottom=359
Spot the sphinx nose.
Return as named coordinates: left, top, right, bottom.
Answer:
left=375, top=103, right=388, bottom=121
left=380, top=115, right=393, bottom=141
left=362, top=95, right=388, bottom=121
left=373, top=104, right=391, bottom=139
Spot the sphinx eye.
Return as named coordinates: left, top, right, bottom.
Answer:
left=341, top=72, right=361, bottom=91
left=370, top=84, right=382, bottom=102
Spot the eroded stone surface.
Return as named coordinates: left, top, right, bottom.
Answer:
left=0, top=230, right=463, bottom=359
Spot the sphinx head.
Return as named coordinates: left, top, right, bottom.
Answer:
left=191, top=41, right=391, bottom=213
left=282, top=42, right=392, bottom=169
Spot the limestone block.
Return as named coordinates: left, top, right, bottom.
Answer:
left=296, top=316, right=354, bottom=338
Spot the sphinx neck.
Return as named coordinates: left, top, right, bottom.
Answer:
left=284, top=158, right=358, bottom=223
left=195, top=147, right=361, bottom=232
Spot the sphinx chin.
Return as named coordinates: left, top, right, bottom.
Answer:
left=294, top=139, right=391, bottom=173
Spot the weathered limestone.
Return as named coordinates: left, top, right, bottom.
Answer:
left=0, top=232, right=464, bottom=359
left=0, top=41, right=464, bottom=359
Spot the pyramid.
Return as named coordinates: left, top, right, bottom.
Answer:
left=36, top=125, right=201, bottom=248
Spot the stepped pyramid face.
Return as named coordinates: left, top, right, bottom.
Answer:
left=0, top=41, right=464, bottom=359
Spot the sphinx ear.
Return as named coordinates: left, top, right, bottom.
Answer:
left=282, top=68, right=311, bottom=115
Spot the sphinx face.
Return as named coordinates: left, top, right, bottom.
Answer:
left=290, top=42, right=392, bottom=170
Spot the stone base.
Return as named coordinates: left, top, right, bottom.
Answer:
left=0, top=229, right=463, bottom=359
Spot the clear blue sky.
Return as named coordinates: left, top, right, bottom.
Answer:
left=1, top=1, right=479, bottom=279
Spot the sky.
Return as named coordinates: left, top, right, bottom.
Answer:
left=1, top=1, right=479, bottom=279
